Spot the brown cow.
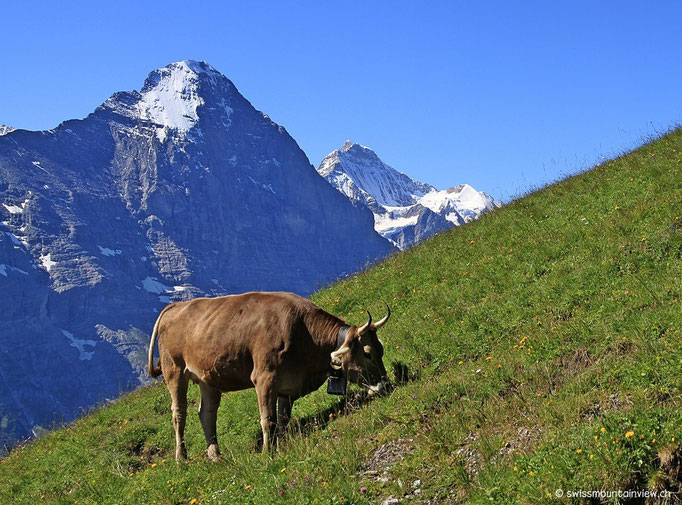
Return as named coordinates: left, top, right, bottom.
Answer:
left=147, top=291, right=390, bottom=460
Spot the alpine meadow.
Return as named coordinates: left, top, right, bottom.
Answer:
left=2, top=128, right=682, bottom=504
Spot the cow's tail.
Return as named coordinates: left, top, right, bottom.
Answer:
left=148, top=304, right=173, bottom=378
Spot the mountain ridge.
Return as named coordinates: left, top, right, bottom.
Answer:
left=317, top=141, right=500, bottom=248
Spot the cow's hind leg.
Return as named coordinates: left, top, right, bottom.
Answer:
left=198, top=382, right=222, bottom=461
left=254, top=376, right=278, bottom=453
left=276, top=395, right=294, bottom=444
left=165, top=367, right=190, bottom=461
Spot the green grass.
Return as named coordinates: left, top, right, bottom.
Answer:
left=3, top=129, right=682, bottom=504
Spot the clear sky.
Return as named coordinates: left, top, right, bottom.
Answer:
left=1, top=1, right=681, bottom=201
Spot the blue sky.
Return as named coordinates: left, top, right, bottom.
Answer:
left=1, top=1, right=681, bottom=201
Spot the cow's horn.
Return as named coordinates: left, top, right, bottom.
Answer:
left=373, top=304, right=391, bottom=330
left=357, top=311, right=372, bottom=336
left=331, top=346, right=350, bottom=362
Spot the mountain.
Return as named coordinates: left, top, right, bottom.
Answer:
left=318, top=141, right=500, bottom=249
left=0, top=60, right=392, bottom=449
left=0, top=125, right=14, bottom=136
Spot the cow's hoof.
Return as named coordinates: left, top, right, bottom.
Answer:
left=176, top=448, right=188, bottom=462
left=207, top=444, right=221, bottom=461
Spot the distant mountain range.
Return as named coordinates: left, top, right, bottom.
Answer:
left=318, top=141, right=500, bottom=249
left=0, top=61, right=392, bottom=449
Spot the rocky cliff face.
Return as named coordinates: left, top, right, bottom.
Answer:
left=318, top=142, right=501, bottom=249
left=0, top=61, right=392, bottom=449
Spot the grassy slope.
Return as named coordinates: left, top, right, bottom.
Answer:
left=2, top=130, right=682, bottom=504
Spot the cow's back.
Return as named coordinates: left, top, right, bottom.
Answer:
left=157, top=292, right=321, bottom=391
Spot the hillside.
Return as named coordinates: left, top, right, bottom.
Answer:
left=2, top=129, right=682, bottom=503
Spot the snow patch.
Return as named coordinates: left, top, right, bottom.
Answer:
left=374, top=212, right=418, bottom=233
left=3, top=203, right=23, bottom=214
left=61, top=329, right=97, bottom=360
left=142, top=276, right=172, bottom=294
left=31, top=161, right=48, bottom=173
left=2, top=197, right=28, bottom=215
left=136, top=61, right=228, bottom=142
left=39, top=253, right=56, bottom=272
left=98, top=246, right=122, bottom=257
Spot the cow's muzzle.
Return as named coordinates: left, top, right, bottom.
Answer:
left=366, top=379, right=391, bottom=397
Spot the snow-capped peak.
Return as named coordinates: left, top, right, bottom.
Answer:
left=113, top=60, right=232, bottom=142
left=0, top=125, right=15, bottom=136
left=318, top=142, right=434, bottom=207
left=136, top=61, right=208, bottom=141
left=317, top=142, right=501, bottom=249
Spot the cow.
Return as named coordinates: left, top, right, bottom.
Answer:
left=147, top=291, right=391, bottom=461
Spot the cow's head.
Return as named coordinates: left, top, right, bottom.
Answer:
left=331, top=307, right=391, bottom=397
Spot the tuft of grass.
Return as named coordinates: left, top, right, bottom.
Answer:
left=2, top=129, right=682, bottom=504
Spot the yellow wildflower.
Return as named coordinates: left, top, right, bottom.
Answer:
left=576, top=449, right=583, bottom=454
left=625, top=431, right=634, bottom=439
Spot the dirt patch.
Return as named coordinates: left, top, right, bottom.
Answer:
left=360, top=438, right=414, bottom=482
left=559, top=346, right=594, bottom=374
left=650, top=443, right=682, bottom=502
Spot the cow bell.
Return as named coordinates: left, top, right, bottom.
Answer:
left=327, top=365, right=347, bottom=396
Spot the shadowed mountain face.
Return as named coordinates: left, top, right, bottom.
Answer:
left=0, top=60, right=392, bottom=448
left=318, top=141, right=501, bottom=249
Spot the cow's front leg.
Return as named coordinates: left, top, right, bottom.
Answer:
left=198, top=382, right=222, bottom=461
left=255, top=376, right=278, bottom=453
left=276, top=395, right=294, bottom=444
